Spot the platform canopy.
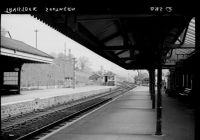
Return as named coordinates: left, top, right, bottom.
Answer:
left=164, top=18, right=195, bottom=68
left=1, top=36, right=54, bottom=94
left=31, top=3, right=194, bottom=70
left=1, top=36, right=54, bottom=65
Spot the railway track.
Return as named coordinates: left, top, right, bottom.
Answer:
left=1, top=83, right=136, bottom=140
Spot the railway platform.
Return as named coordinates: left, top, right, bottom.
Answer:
left=41, top=86, right=194, bottom=140
left=1, top=85, right=117, bottom=119
left=1, top=85, right=116, bottom=105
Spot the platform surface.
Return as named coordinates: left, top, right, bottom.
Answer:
left=40, top=86, right=194, bottom=140
left=1, top=86, right=115, bottom=105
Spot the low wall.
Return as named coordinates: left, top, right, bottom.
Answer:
left=1, top=87, right=116, bottom=119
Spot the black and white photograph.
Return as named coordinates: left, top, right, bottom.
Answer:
left=1, top=1, right=198, bottom=140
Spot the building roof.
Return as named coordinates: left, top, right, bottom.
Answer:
left=1, top=36, right=54, bottom=63
left=103, top=71, right=116, bottom=76
left=89, top=73, right=101, bottom=80
left=1, top=36, right=53, bottom=58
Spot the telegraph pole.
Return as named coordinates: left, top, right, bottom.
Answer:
left=64, top=42, right=67, bottom=56
left=73, top=57, right=76, bottom=89
left=34, top=29, right=38, bottom=49
left=64, top=42, right=66, bottom=87
left=68, top=49, right=76, bottom=89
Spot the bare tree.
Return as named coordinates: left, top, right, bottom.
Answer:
left=77, top=56, right=92, bottom=71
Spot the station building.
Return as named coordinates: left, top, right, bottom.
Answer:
left=0, top=36, right=54, bottom=95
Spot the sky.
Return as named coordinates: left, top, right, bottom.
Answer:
left=1, top=14, right=141, bottom=78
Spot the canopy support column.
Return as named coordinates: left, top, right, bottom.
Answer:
left=149, top=69, right=152, bottom=100
left=17, top=65, right=22, bottom=94
left=155, top=65, right=163, bottom=135
left=149, top=68, right=155, bottom=109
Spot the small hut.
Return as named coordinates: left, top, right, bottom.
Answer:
left=103, top=71, right=115, bottom=86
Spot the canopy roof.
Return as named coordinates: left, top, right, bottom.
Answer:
left=31, top=5, right=194, bottom=70
left=1, top=36, right=54, bottom=64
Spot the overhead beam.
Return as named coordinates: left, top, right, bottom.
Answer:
left=77, top=14, right=183, bottom=22
left=102, top=45, right=133, bottom=50
left=120, top=57, right=136, bottom=60
left=115, top=50, right=128, bottom=55
left=116, top=18, right=131, bottom=46
left=126, top=64, right=151, bottom=70
left=126, top=59, right=158, bottom=69
left=77, top=23, right=103, bottom=47
left=77, top=15, right=117, bottom=22
left=101, top=31, right=121, bottom=43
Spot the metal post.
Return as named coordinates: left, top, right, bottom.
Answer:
left=155, top=66, right=162, bottom=135
left=34, top=29, right=38, bottom=49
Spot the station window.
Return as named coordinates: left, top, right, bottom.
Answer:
left=3, top=72, right=18, bottom=85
